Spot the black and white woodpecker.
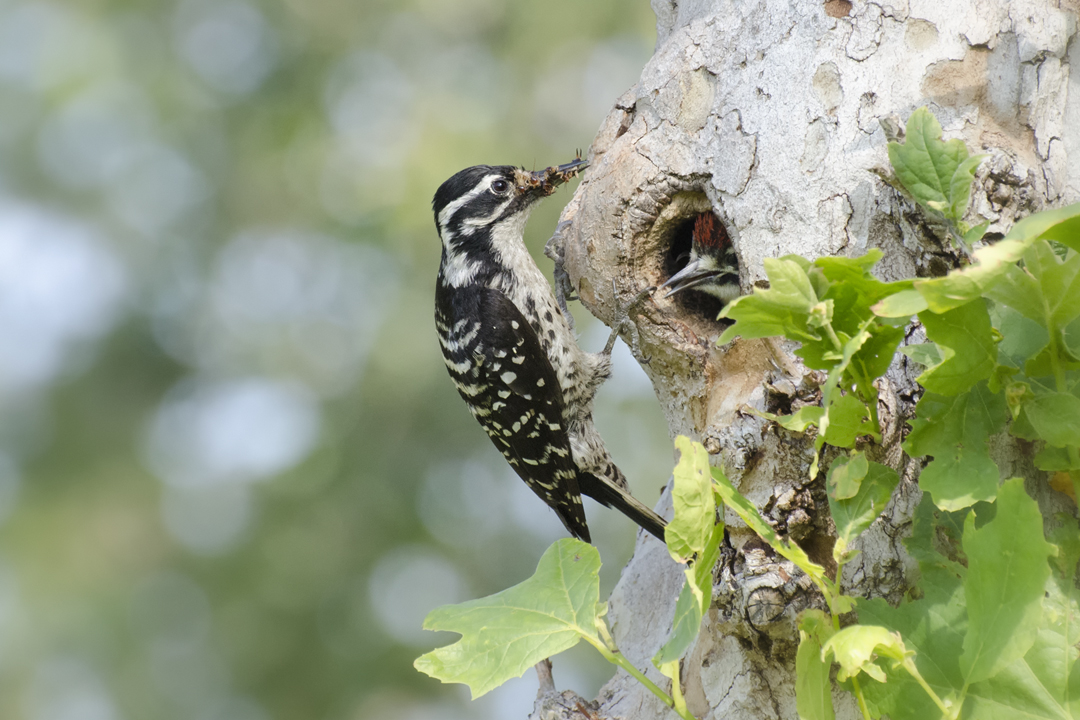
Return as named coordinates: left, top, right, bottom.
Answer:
left=432, top=158, right=667, bottom=543
left=660, top=213, right=740, bottom=302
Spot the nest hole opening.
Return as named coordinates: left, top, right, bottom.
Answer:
left=661, top=210, right=739, bottom=325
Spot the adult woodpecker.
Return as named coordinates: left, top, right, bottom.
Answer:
left=660, top=212, right=740, bottom=302
left=432, top=158, right=666, bottom=543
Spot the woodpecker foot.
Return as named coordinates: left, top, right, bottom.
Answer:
left=603, top=282, right=655, bottom=358
left=546, top=220, right=578, bottom=330
left=553, top=262, right=579, bottom=329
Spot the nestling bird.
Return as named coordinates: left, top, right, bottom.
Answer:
left=660, top=212, right=740, bottom=302
left=432, top=158, right=666, bottom=542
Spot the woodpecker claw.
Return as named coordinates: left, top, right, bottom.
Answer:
left=603, top=282, right=655, bottom=357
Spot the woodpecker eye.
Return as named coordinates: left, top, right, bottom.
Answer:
left=491, top=179, right=510, bottom=194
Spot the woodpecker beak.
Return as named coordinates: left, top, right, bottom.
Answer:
left=517, top=157, right=588, bottom=197
left=660, top=258, right=724, bottom=297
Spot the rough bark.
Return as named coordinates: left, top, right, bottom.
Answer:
left=535, top=1, right=1078, bottom=718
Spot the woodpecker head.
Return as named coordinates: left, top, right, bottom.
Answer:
left=433, top=158, right=586, bottom=241
left=660, top=213, right=740, bottom=304
left=433, top=158, right=586, bottom=286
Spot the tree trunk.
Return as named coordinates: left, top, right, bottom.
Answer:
left=536, top=1, right=1078, bottom=718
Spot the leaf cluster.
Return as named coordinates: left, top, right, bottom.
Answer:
left=714, top=107, right=1080, bottom=719
left=720, top=251, right=909, bottom=474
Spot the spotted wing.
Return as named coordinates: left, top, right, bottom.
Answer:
left=436, top=284, right=590, bottom=541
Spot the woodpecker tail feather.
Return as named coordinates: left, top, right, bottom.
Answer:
left=578, top=474, right=667, bottom=540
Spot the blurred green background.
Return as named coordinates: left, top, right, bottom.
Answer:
left=0, top=1, right=676, bottom=718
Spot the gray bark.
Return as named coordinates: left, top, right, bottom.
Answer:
left=535, top=1, right=1079, bottom=718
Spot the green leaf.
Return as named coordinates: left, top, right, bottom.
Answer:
left=904, top=493, right=968, bottom=580
left=814, top=250, right=913, bottom=308
left=712, top=466, right=826, bottom=586
left=915, top=203, right=1080, bottom=313
left=856, top=565, right=967, bottom=720
left=766, top=405, right=825, bottom=432
left=984, top=263, right=1046, bottom=324
left=415, top=538, right=603, bottom=698
left=1033, top=202, right=1080, bottom=253
left=718, top=257, right=819, bottom=344
left=903, top=382, right=1007, bottom=511
left=654, top=583, right=699, bottom=667
left=667, top=436, right=717, bottom=563
left=1035, top=445, right=1080, bottom=472
left=829, top=460, right=900, bottom=548
left=796, top=610, right=836, bottom=720
left=900, top=342, right=943, bottom=368
left=963, top=219, right=990, bottom=245
left=874, top=288, right=928, bottom=318
left=917, top=300, right=996, bottom=395
left=960, top=479, right=1055, bottom=684
left=965, top=635, right=1080, bottom=719
left=948, top=153, right=988, bottom=221
left=1066, top=315, right=1080, bottom=358
left=1022, top=392, right=1080, bottom=448
left=1040, top=245, right=1080, bottom=328
left=827, top=451, right=869, bottom=501
left=993, top=303, right=1049, bottom=369
left=965, top=575, right=1080, bottom=719
left=988, top=241, right=1080, bottom=338
left=823, top=625, right=909, bottom=683
left=849, top=322, right=907, bottom=384
left=656, top=437, right=725, bottom=666
left=654, top=516, right=723, bottom=666
left=821, top=393, right=872, bottom=448
left=888, top=108, right=972, bottom=221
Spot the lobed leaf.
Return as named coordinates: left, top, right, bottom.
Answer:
left=855, top=565, right=967, bottom=720
left=415, top=539, right=603, bottom=698
left=903, top=382, right=1006, bottom=511
left=718, top=257, right=821, bottom=344
left=796, top=610, right=836, bottom=720
left=915, top=203, right=1080, bottom=313
left=821, top=394, right=873, bottom=449
left=829, top=460, right=900, bottom=549
left=827, top=451, right=869, bottom=501
left=965, top=575, right=1080, bottom=719
left=959, top=479, right=1055, bottom=685
left=656, top=437, right=725, bottom=666
left=874, top=288, right=929, bottom=318
left=823, top=625, right=909, bottom=683
left=1022, top=392, right=1080, bottom=448
left=667, top=436, right=717, bottom=563
left=917, top=300, right=996, bottom=395
left=887, top=107, right=971, bottom=221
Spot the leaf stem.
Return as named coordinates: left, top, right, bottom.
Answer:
left=850, top=675, right=873, bottom=720
left=823, top=322, right=844, bottom=353
left=903, top=658, right=954, bottom=719
left=587, top=625, right=697, bottom=720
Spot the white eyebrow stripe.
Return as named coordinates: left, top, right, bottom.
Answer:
left=437, top=174, right=502, bottom=228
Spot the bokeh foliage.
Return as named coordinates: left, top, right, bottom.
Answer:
left=0, top=1, right=670, bottom=719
